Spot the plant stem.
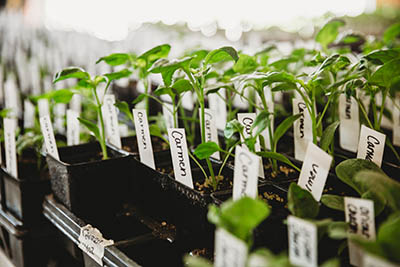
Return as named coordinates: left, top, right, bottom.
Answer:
left=93, top=86, right=108, bottom=160
left=144, top=76, right=150, bottom=116
left=377, top=87, right=389, bottom=131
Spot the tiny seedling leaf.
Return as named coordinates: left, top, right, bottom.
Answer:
left=273, top=114, right=301, bottom=145
left=104, top=69, right=132, bottom=81
left=288, top=183, right=319, bottom=219
left=320, top=121, right=340, bottom=152
left=224, top=119, right=243, bottom=139
left=205, top=46, right=239, bottom=66
left=257, top=152, right=300, bottom=172
left=316, top=19, right=345, bottom=49
left=96, top=53, right=132, bottom=66
left=194, top=142, right=221, bottom=159
left=114, top=101, right=133, bottom=121
left=77, top=117, right=101, bottom=142
left=53, top=67, right=90, bottom=83
left=321, top=194, right=344, bottom=211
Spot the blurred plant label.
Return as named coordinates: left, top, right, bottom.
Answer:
left=102, top=94, right=121, bottom=149
left=168, top=128, right=193, bottom=189
left=393, top=93, right=400, bottom=147
left=298, top=142, right=332, bottom=201
left=67, top=109, right=80, bottom=146
left=339, top=94, right=360, bottom=153
left=23, top=99, right=35, bottom=129
left=4, top=78, right=21, bottom=118
left=344, top=197, right=376, bottom=267
left=288, top=215, right=317, bottom=267
left=233, top=145, right=259, bottom=200
left=357, top=125, right=385, bottom=167
left=237, top=113, right=264, bottom=178
left=363, top=253, right=398, bottom=267
left=78, top=224, right=114, bottom=266
left=38, top=98, right=50, bottom=118
left=4, top=118, right=18, bottom=178
left=182, top=91, right=194, bottom=110
left=199, top=108, right=220, bottom=160
left=133, top=109, right=155, bottom=169
left=293, top=99, right=312, bottom=161
left=256, top=86, right=274, bottom=150
left=54, top=103, right=66, bottom=134
left=163, top=103, right=177, bottom=129
left=214, top=228, right=247, bottom=267
left=208, top=88, right=227, bottom=130
left=40, top=115, right=59, bottom=160
left=70, top=94, right=82, bottom=114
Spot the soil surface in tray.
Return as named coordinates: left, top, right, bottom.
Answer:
left=122, top=136, right=169, bottom=154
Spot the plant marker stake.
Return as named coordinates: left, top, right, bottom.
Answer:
left=66, top=109, right=80, bottom=146
left=339, top=94, right=360, bottom=153
left=363, top=253, right=398, bottom=267
left=357, top=125, right=385, bottom=167
left=40, top=115, right=59, bottom=160
left=256, top=86, right=274, bottom=150
left=214, top=228, right=247, bottom=267
left=38, top=98, right=50, bottom=118
left=163, top=103, right=177, bottom=130
left=168, top=128, right=194, bottom=189
left=199, top=108, right=220, bottom=160
left=208, top=88, right=227, bottom=131
left=344, top=197, right=375, bottom=267
left=23, top=99, right=35, bottom=129
left=102, top=94, right=122, bottom=149
left=4, top=118, right=18, bottom=178
left=133, top=109, right=155, bottom=169
left=293, top=98, right=312, bottom=162
left=297, top=142, right=332, bottom=201
left=393, top=92, right=400, bottom=147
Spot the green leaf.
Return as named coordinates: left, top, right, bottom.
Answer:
left=383, top=22, right=400, bottom=44
left=233, top=54, right=258, bottom=74
left=183, top=255, right=212, bottom=267
left=104, top=69, right=132, bottom=81
left=251, top=111, right=272, bottom=137
left=361, top=190, right=386, bottom=216
left=369, top=59, right=400, bottom=88
left=204, top=46, right=239, bottom=65
left=96, top=53, right=131, bottom=66
left=0, top=109, right=11, bottom=118
left=149, top=124, right=166, bottom=141
left=138, top=44, right=171, bottom=70
left=320, top=121, right=340, bottom=152
left=316, top=19, right=345, bottom=49
left=288, top=183, right=319, bottom=219
left=52, top=89, right=74, bottom=103
left=188, top=49, right=209, bottom=69
left=273, top=114, right=301, bottom=145
left=377, top=212, right=400, bottom=262
left=327, top=222, right=349, bottom=240
left=154, top=87, right=174, bottom=97
left=132, top=94, right=146, bottom=105
left=194, top=142, right=220, bottom=159
left=207, top=197, right=270, bottom=242
left=77, top=117, right=101, bottom=142
left=53, top=67, right=90, bottom=83
left=257, top=151, right=300, bottom=172
left=149, top=57, right=193, bottom=87
left=364, top=49, right=400, bottom=65
left=171, top=79, right=192, bottom=94
left=321, top=194, right=344, bottom=211
left=354, top=170, right=400, bottom=212
left=262, top=71, right=296, bottom=85
left=224, top=119, right=243, bottom=139
left=335, top=159, right=384, bottom=195
left=271, top=82, right=297, bottom=92
left=114, top=101, right=133, bottom=121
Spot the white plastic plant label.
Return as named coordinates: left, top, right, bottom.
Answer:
left=23, top=99, right=35, bottom=129
left=297, top=142, right=333, bottom=201
left=208, top=88, right=227, bottom=131
left=256, top=86, right=274, bottom=150
left=70, top=94, right=82, bottom=114
left=287, top=215, right=318, bottom=267
left=54, top=103, right=66, bottom=134
left=237, top=113, right=264, bottom=178
left=393, top=93, right=400, bottom=147
left=293, top=99, right=312, bottom=161
left=168, top=128, right=194, bottom=189
left=4, top=77, right=21, bottom=118
left=38, top=98, right=50, bottom=118
left=363, top=253, right=398, bottom=267
left=78, top=224, right=114, bottom=266
left=339, top=94, right=360, bottom=153
left=119, top=124, right=129, bottom=138
left=4, top=118, right=18, bottom=178
left=214, top=228, right=248, bottom=267
left=233, top=145, right=259, bottom=200
left=199, top=108, right=220, bottom=160
left=133, top=109, right=155, bottom=169
left=182, top=91, right=194, bottom=110
left=357, top=125, right=386, bottom=168
left=163, top=103, right=177, bottom=129
left=102, top=94, right=121, bottom=149
left=344, top=197, right=376, bottom=267
left=40, top=115, right=60, bottom=160
left=67, top=109, right=80, bottom=146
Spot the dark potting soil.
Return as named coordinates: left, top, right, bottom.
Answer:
left=121, top=136, right=169, bottom=154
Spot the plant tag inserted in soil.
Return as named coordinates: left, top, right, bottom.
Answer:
left=182, top=91, right=194, bottom=110
left=287, top=215, right=318, bottom=267
left=214, top=228, right=247, bottom=267
left=233, top=145, right=259, bottom=200
left=133, top=109, right=155, bottom=169
left=256, top=86, right=274, bottom=150
left=67, top=109, right=80, bottom=146
left=297, top=142, right=332, bottom=201
left=238, top=113, right=264, bottom=178
left=293, top=99, right=312, bottom=162
left=163, top=103, right=177, bottom=130
left=356, top=125, right=385, bottom=167
left=4, top=118, right=18, bottom=178
left=40, top=115, right=59, bottom=160
left=393, top=93, right=400, bottom=147
left=168, top=128, right=194, bottom=189
left=70, top=94, right=82, bottom=114
left=23, top=99, right=35, bottom=129
left=102, top=94, right=122, bottom=149
left=200, top=108, right=220, bottom=160
left=344, top=197, right=375, bottom=267
left=362, top=253, right=398, bottom=267
left=339, top=94, right=360, bottom=153
left=54, top=103, right=66, bottom=134
left=4, top=77, right=21, bottom=118
left=78, top=224, right=114, bottom=266
left=208, top=88, right=227, bottom=131
left=38, top=98, right=50, bottom=118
